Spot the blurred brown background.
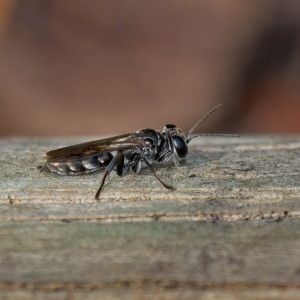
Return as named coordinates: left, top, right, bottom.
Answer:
left=0, top=0, right=299, bottom=136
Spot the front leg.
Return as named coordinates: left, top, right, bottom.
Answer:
left=131, top=156, right=175, bottom=191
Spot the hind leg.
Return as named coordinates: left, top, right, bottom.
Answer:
left=95, top=151, right=124, bottom=200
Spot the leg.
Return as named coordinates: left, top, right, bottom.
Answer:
left=95, top=151, right=123, bottom=200
left=141, top=158, right=175, bottom=191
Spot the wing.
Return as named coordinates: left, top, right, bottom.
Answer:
left=46, top=132, right=142, bottom=160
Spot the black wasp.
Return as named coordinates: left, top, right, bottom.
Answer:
left=41, top=104, right=237, bottom=199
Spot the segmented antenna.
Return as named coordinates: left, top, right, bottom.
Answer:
left=186, top=103, right=222, bottom=136
left=186, top=103, right=239, bottom=143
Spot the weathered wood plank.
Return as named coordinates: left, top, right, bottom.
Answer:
left=0, top=220, right=300, bottom=285
left=0, top=200, right=298, bottom=223
left=0, top=136, right=300, bottom=220
left=1, top=136, right=300, bottom=299
left=1, top=289, right=300, bottom=300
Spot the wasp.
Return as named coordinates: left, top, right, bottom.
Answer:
left=40, top=104, right=237, bottom=199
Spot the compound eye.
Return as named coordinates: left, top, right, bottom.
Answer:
left=173, top=136, right=188, bottom=158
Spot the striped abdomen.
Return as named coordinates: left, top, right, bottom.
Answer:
left=42, top=153, right=114, bottom=175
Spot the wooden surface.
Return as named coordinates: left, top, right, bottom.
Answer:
left=0, top=135, right=300, bottom=299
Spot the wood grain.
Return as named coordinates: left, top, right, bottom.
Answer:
left=0, top=136, right=300, bottom=299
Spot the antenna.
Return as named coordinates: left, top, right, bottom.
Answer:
left=186, top=103, right=222, bottom=136
left=185, top=103, right=239, bottom=143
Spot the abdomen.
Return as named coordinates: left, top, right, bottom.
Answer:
left=42, top=153, right=114, bottom=175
